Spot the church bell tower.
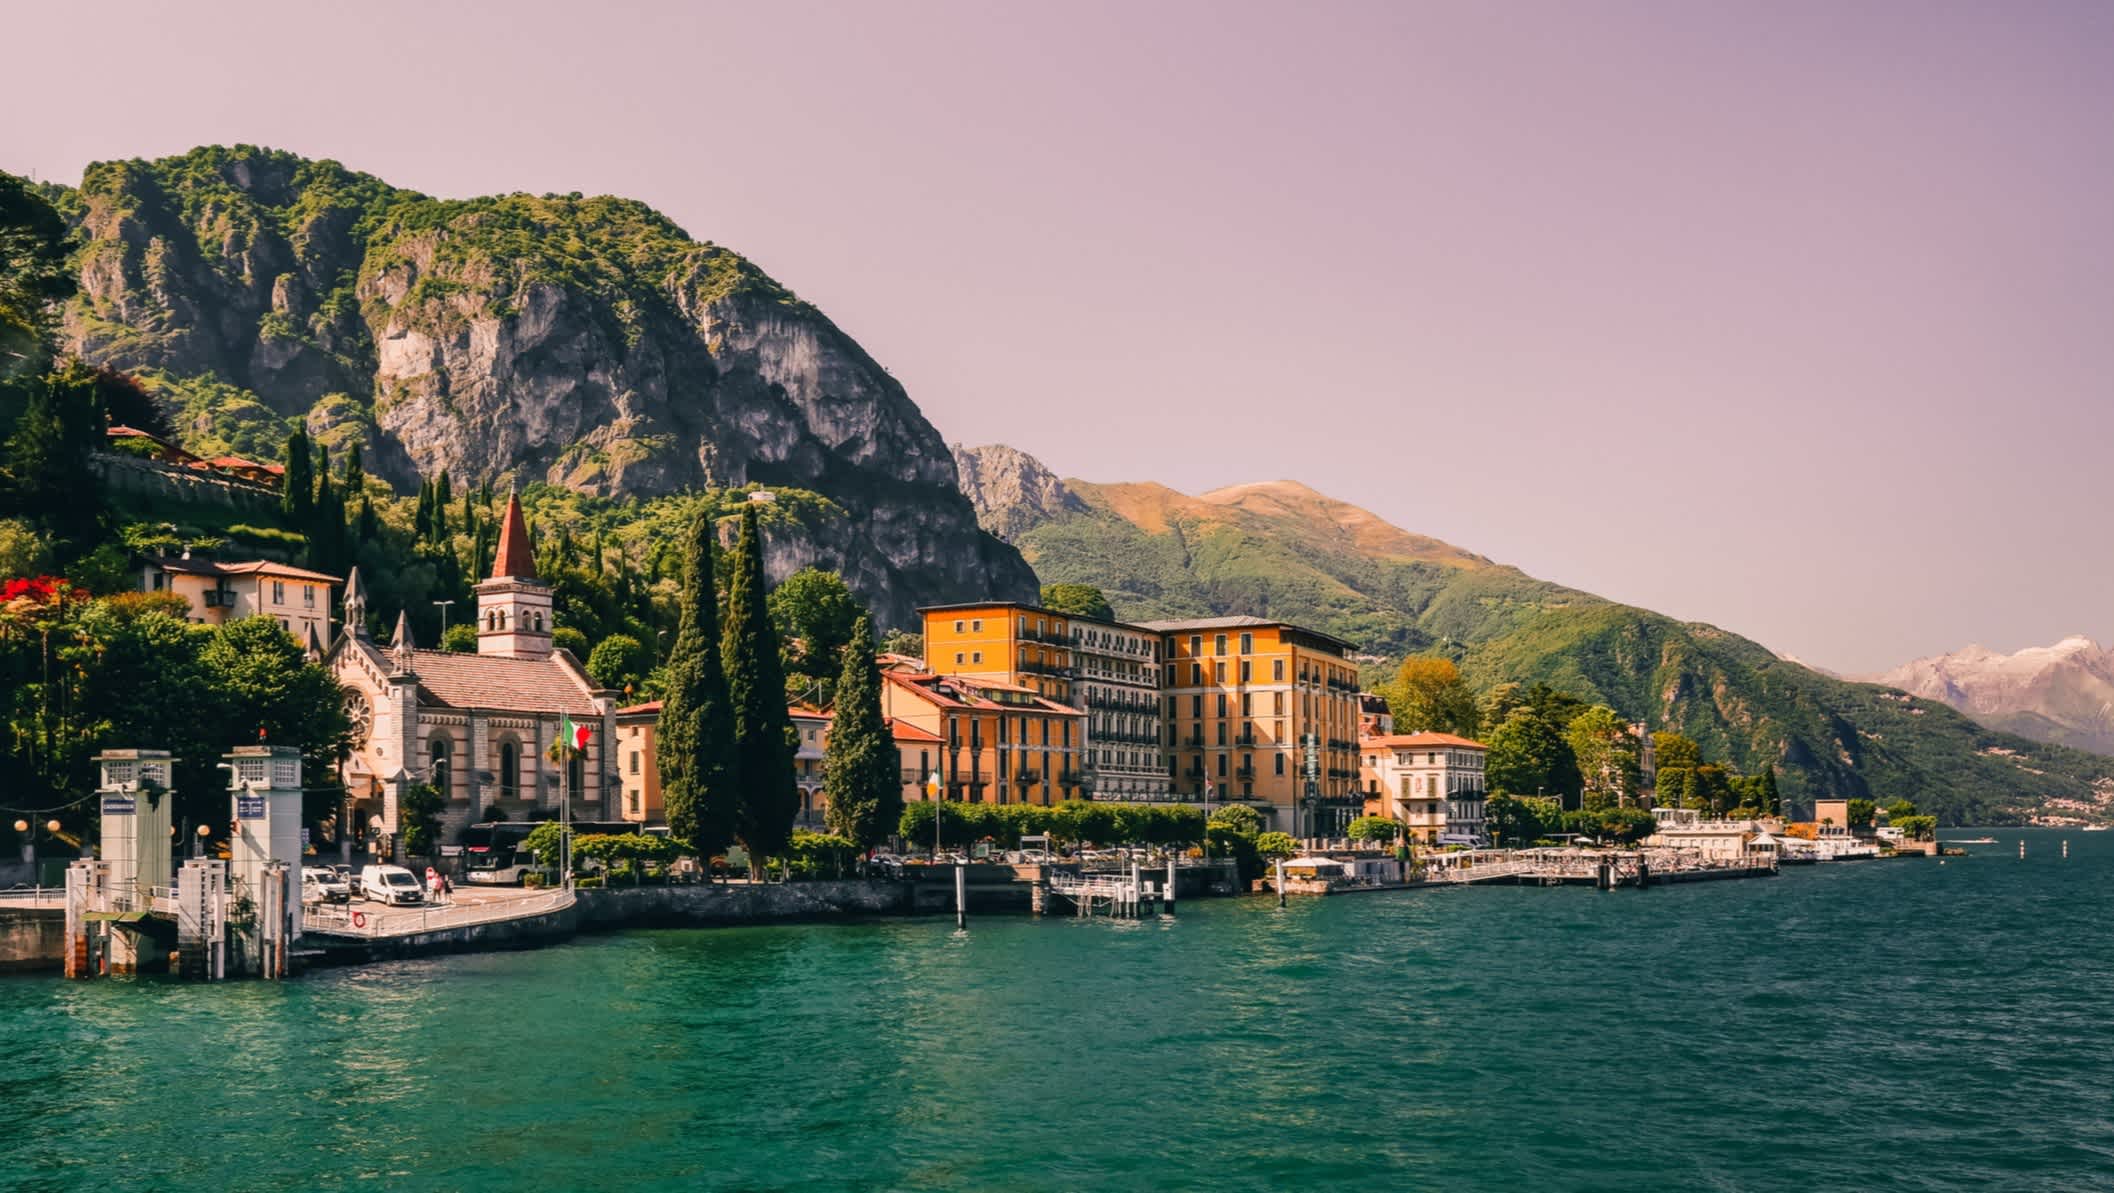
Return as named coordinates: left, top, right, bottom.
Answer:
left=475, top=492, right=554, bottom=660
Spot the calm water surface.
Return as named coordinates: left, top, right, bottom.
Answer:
left=4, top=829, right=2111, bottom=1191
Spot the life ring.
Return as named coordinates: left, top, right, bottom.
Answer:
left=351, top=911, right=367, bottom=928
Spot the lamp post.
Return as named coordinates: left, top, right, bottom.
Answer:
left=433, top=599, right=456, bottom=638
left=15, top=818, right=58, bottom=876
left=195, top=822, right=211, bottom=859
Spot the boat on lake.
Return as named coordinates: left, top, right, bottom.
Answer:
left=1945, top=836, right=1999, bottom=845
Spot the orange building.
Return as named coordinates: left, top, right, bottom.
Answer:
left=881, top=671, right=1085, bottom=806
left=920, top=601, right=1168, bottom=802
left=615, top=701, right=665, bottom=823
left=1142, top=616, right=1363, bottom=837
left=920, top=602, right=1074, bottom=703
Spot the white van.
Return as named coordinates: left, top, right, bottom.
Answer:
left=359, top=864, right=425, bottom=906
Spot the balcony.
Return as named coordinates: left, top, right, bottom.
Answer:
left=1015, top=769, right=1042, bottom=784
left=1057, top=771, right=1083, bottom=786
left=1234, top=766, right=1257, bottom=780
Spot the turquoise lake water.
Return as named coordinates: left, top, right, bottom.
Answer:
left=3, top=829, right=2111, bottom=1191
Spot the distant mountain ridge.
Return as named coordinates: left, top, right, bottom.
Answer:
left=953, top=443, right=2114, bottom=825
left=1865, top=637, right=2114, bottom=757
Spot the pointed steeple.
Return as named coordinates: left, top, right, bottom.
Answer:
left=390, top=609, right=416, bottom=674
left=491, top=491, right=537, bottom=581
left=342, top=566, right=368, bottom=640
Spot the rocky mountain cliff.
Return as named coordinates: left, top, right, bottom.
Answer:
left=954, top=444, right=2114, bottom=824
left=1866, top=637, right=2114, bottom=757
left=41, top=146, right=1036, bottom=625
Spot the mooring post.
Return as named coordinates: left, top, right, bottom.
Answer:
left=1165, top=855, right=1177, bottom=914
left=1276, top=858, right=1287, bottom=907
left=954, top=862, right=966, bottom=930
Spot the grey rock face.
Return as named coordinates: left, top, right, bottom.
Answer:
left=53, top=147, right=1037, bottom=627
left=951, top=442, right=1089, bottom=538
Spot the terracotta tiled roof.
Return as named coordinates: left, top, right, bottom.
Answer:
left=409, top=649, right=599, bottom=717
left=616, top=700, right=663, bottom=717
left=884, top=671, right=1083, bottom=716
left=492, top=493, right=537, bottom=581
left=146, top=557, right=342, bottom=584
left=888, top=718, right=943, bottom=743
left=1361, top=732, right=1486, bottom=750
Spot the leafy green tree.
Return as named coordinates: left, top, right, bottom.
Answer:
left=1255, top=831, right=1297, bottom=861
left=1758, top=764, right=1780, bottom=816
left=1485, top=705, right=1574, bottom=804
left=822, top=614, right=901, bottom=850
left=586, top=633, right=650, bottom=692
left=1567, top=705, right=1642, bottom=808
left=440, top=623, right=477, bottom=652
left=1485, top=792, right=1551, bottom=847
left=657, top=511, right=738, bottom=861
left=1883, top=799, right=1919, bottom=822
left=1595, top=806, right=1657, bottom=844
left=1346, top=815, right=1399, bottom=843
left=1379, top=655, right=1479, bottom=737
left=1207, top=804, right=1263, bottom=836
left=1040, top=583, right=1114, bottom=621
left=1845, top=798, right=1877, bottom=830
left=1894, top=814, right=1937, bottom=841
left=2, top=362, right=106, bottom=556
left=523, top=821, right=566, bottom=869
left=766, top=567, right=861, bottom=703
left=722, top=504, right=799, bottom=873
left=1653, top=731, right=1702, bottom=773
left=396, top=782, right=445, bottom=856
left=1674, top=765, right=1708, bottom=812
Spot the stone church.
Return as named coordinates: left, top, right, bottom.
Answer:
left=328, top=494, right=619, bottom=848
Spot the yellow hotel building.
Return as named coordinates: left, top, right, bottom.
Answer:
left=1142, top=616, right=1364, bottom=837
left=921, top=602, right=1074, bottom=703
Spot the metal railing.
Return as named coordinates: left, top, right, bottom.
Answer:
left=301, top=887, right=575, bottom=938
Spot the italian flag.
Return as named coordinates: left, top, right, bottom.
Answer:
left=560, top=713, right=592, bottom=754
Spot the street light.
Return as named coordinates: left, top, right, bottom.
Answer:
left=195, top=822, right=211, bottom=859
left=433, top=599, right=456, bottom=636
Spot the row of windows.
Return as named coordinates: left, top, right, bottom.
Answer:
left=428, top=735, right=584, bottom=799
left=486, top=609, right=546, bottom=632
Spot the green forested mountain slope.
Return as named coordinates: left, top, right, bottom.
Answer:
left=954, top=445, right=2114, bottom=824
left=30, top=145, right=1035, bottom=625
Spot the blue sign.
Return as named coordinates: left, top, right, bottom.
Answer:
left=236, top=795, right=267, bottom=819
left=101, top=795, right=136, bottom=816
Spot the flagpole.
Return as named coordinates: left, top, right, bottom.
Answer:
left=560, top=712, right=572, bottom=891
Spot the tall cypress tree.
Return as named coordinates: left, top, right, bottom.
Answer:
left=823, top=613, right=900, bottom=851
left=1759, top=764, right=1780, bottom=816
left=343, top=443, right=364, bottom=495
left=722, top=503, right=799, bottom=873
left=413, top=478, right=432, bottom=541
left=281, top=429, right=313, bottom=522
left=658, top=511, right=738, bottom=860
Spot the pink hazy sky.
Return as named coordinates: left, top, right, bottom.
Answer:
left=6, top=0, right=2110, bottom=673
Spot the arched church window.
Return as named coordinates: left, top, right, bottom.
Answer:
left=429, top=736, right=452, bottom=796
left=498, top=739, right=519, bottom=799
left=534, top=611, right=545, bottom=632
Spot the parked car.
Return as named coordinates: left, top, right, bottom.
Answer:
left=302, top=868, right=352, bottom=903
left=358, top=864, right=425, bottom=906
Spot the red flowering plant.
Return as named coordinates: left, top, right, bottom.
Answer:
left=0, top=576, right=88, bottom=635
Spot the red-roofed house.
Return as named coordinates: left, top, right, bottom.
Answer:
left=141, top=556, right=340, bottom=645
left=1359, top=732, right=1489, bottom=846
left=881, top=670, right=1086, bottom=806
left=327, top=493, right=619, bottom=853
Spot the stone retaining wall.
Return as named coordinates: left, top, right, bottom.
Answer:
left=0, top=908, right=64, bottom=973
